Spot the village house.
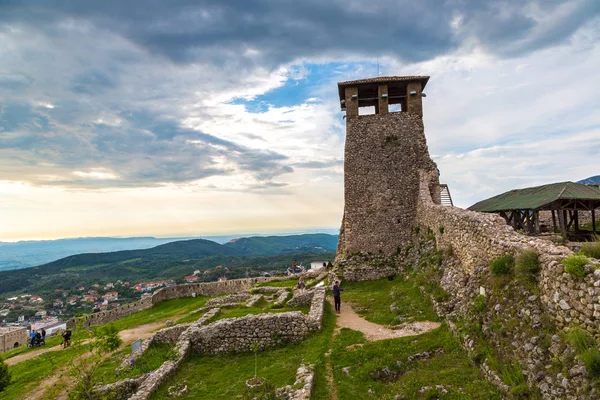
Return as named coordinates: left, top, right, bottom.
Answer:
left=54, top=289, right=68, bottom=297
left=53, top=299, right=65, bottom=308
left=88, top=289, right=98, bottom=295
left=193, top=269, right=201, bottom=276
left=77, top=286, right=85, bottom=291
left=217, top=277, right=228, bottom=282
left=104, top=282, right=114, bottom=290
left=67, top=296, right=79, bottom=305
left=35, top=310, right=48, bottom=319
left=29, top=296, right=44, bottom=304
left=102, top=291, right=119, bottom=302
left=184, top=275, right=199, bottom=283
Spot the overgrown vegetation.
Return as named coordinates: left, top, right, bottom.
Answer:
left=581, top=236, right=600, bottom=259
left=0, top=356, right=10, bottom=393
left=491, top=255, right=514, bottom=276
left=565, top=328, right=600, bottom=378
left=563, top=254, right=591, bottom=278
left=515, top=249, right=541, bottom=280
left=68, top=323, right=123, bottom=400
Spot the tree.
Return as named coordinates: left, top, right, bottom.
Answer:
left=68, top=323, right=123, bottom=400
left=0, top=356, right=11, bottom=392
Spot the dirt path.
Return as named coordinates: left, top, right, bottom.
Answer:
left=7, top=320, right=166, bottom=366
left=330, top=298, right=440, bottom=341
left=19, top=319, right=167, bottom=400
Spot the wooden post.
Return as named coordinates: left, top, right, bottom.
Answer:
left=378, top=84, right=389, bottom=115
left=534, top=211, right=540, bottom=235
left=593, top=209, right=597, bottom=233
left=563, top=210, right=568, bottom=232
left=551, top=210, right=557, bottom=233
left=574, top=209, right=579, bottom=232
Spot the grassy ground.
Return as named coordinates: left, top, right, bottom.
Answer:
left=329, top=325, right=501, bottom=399
left=108, top=296, right=209, bottom=331
left=149, top=303, right=336, bottom=400
left=257, top=278, right=298, bottom=288
left=340, top=276, right=439, bottom=325
left=95, top=342, right=176, bottom=385
left=2, top=342, right=90, bottom=400
left=209, top=298, right=310, bottom=323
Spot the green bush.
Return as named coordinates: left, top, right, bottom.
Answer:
left=581, top=240, right=600, bottom=260
left=0, top=356, right=10, bottom=392
left=563, top=254, right=590, bottom=278
left=515, top=249, right=541, bottom=278
left=491, top=255, right=514, bottom=276
left=580, top=347, right=600, bottom=378
left=565, top=328, right=594, bottom=354
left=471, top=295, right=487, bottom=315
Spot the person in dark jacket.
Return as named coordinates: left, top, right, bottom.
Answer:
left=327, top=260, right=334, bottom=270
left=333, top=280, right=341, bottom=314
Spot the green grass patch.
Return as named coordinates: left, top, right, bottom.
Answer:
left=581, top=239, right=600, bottom=260
left=257, top=279, right=298, bottom=288
left=564, top=327, right=600, bottom=378
left=95, top=342, right=177, bottom=385
left=329, top=324, right=501, bottom=399
left=563, top=254, right=591, bottom=278
left=491, top=255, right=514, bottom=276
left=515, top=249, right=541, bottom=281
left=149, top=303, right=336, bottom=399
left=3, top=343, right=90, bottom=400
left=341, top=276, right=439, bottom=326
left=106, top=296, right=209, bottom=331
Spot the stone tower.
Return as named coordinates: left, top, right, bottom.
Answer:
left=336, top=76, right=439, bottom=275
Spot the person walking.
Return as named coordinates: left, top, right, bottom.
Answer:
left=41, top=328, right=46, bottom=342
left=297, top=276, right=306, bottom=292
left=333, top=280, right=342, bottom=314
left=29, top=329, right=36, bottom=347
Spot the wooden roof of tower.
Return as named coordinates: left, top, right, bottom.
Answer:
left=337, top=76, right=429, bottom=110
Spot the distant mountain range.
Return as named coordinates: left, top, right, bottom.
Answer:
left=0, top=236, right=196, bottom=272
left=0, top=233, right=338, bottom=296
left=578, top=175, right=600, bottom=185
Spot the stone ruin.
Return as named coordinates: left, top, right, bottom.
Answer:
left=93, top=279, right=326, bottom=400
left=333, top=75, right=600, bottom=398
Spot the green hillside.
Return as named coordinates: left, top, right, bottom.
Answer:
left=0, top=234, right=337, bottom=298
left=224, top=233, right=338, bottom=255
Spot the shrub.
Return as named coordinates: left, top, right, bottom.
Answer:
left=580, top=347, right=600, bottom=378
left=0, top=356, right=10, bottom=392
left=515, top=249, right=541, bottom=278
left=491, top=255, right=514, bottom=276
left=563, top=254, right=590, bottom=278
left=471, top=295, right=487, bottom=315
left=565, top=328, right=594, bottom=354
left=581, top=239, right=600, bottom=260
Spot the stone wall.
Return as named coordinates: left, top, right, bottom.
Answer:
left=0, top=326, right=28, bottom=352
left=337, top=112, right=438, bottom=257
left=416, top=169, right=600, bottom=398
left=190, top=312, right=309, bottom=354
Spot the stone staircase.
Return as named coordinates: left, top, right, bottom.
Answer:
left=439, top=184, right=454, bottom=206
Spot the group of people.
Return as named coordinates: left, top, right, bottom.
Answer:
left=28, top=328, right=46, bottom=347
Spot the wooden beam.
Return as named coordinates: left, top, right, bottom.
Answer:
left=593, top=209, right=597, bottom=234
left=552, top=210, right=557, bottom=233
left=574, top=209, right=579, bottom=232
left=534, top=211, right=540, bottom=235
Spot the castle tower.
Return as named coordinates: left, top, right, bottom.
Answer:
left=336, top=76, right=439, bottom=267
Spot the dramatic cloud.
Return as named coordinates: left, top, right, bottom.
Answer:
left=0, top=0, right=598, bottom=239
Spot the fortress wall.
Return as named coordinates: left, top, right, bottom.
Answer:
left=417, top=170, right=600, bottom=398
left=339, top=112, right=437, bottom=257
left=418, top=169, right=600, bottom=335
left=0, top=327, right=28, bottom=352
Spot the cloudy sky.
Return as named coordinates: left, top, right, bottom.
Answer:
left=1, top=1, right=599, bottom=241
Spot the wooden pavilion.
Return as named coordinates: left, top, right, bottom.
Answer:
left=468, top=182, right=600, bottom=238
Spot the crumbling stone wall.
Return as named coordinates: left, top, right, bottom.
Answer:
left=416, top=170, right=600, bottom=398
left=0, top=326, right=28, bottom=352
left=337, top=112, right=438, bottom=258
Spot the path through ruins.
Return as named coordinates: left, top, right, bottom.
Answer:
left=329, top=298, right=441, bottom=341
